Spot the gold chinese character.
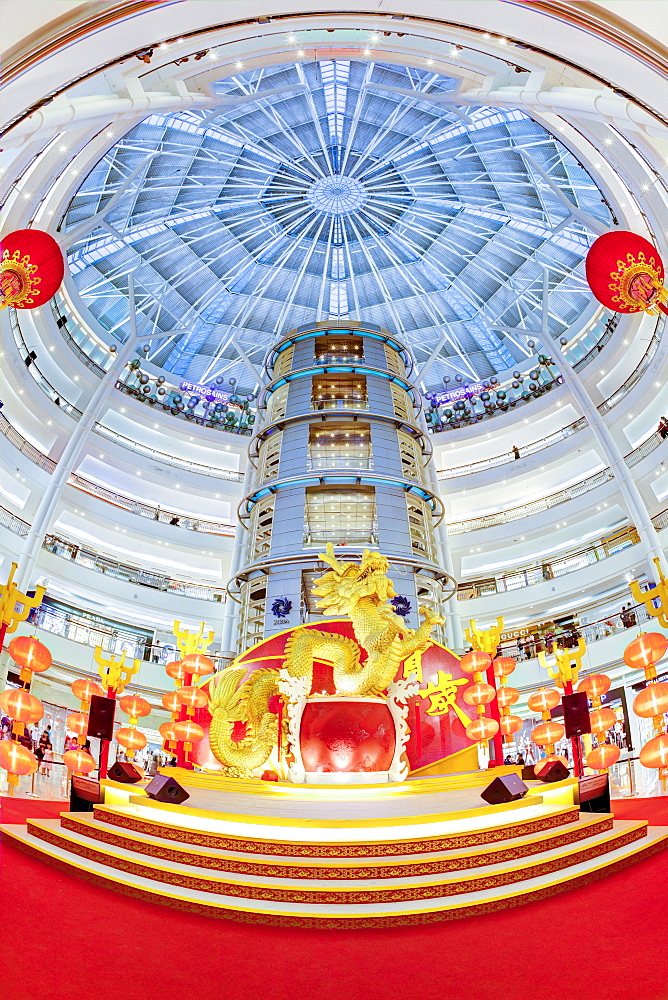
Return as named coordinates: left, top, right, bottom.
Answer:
left=421, top=671, right=470, bottom=725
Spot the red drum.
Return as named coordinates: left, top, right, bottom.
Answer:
left=300, top=698, right=395, bottom=774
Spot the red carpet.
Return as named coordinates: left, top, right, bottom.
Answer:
left=1, top=799, right=667, bottom=1000
left=0, top=796, right=68, bottom=824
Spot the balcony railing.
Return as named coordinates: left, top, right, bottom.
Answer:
left=0, top=413, right=57, bottom=472
left=447, top=469, right=615, bottom=533
left=0, top=505, right=30, bottom=537
left=92, top=424, right=244, bottom=482
left=458, top=527, right=640, bottom=598
left=43, top=533, right=226, bottom=601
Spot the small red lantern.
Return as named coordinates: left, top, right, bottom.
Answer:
left=115, top=727, right=148, bottom=760
left=639, top=733, right=668, bottom=769
left=527, top=688, right=561, bottom=714
left=119, top=695, right=151, bottom=722
left=182, top=653, right=215, bottom=677
left=176, top=685, right=208, bottom=709
left=66, top=711, right=88, bottom=736
left=161, top=691, right=181, bottom=712
left=493, top=656, right=516, bottom=678
left=1, top=229, right=65, bottom=309
left=500, top=715, right=522, bottom=737
left=587, top=744, right=620, bottom=771
left=71, top=678, right=104, bottom=704
left=165, top=659, right=187, bottom=683
left=589, top=707, right=617, bottom=733
left=63, top=748, right=96, bottom=774
left=172, top=719, right=205, bottom=748
left=159, top=721, right=178, bottom=742
left=497, top=686, right=520, bottom=709
left=633, top=682, right=668, bottom=719
left=8, top=636, right=52, bottom=677
left=585, top=231, right=668, bottom=315
left=465, top=716, right=499, bottom=741
left=624, top=633, right=668, bottom=671
left=531, top=721, right=565, bottom=747
left=4, top=689, right=43, bottom=725
left=459, top=651, right=492, bottom=675
left=577, top=673, right=611, bottom=700
left=0, top=741, right=38, bottom=789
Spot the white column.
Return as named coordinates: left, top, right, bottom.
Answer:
left=549, top=336, right=667, bottom=578
left=15, top=278, right=155, bottom=591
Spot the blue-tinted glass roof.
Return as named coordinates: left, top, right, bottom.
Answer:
left=64, top=59, right=611, bottom=392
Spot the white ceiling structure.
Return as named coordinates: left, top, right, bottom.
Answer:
left=61, top=59, right=610, bottom=391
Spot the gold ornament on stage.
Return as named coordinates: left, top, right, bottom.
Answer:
left=208, top=544, right=443, bottom=777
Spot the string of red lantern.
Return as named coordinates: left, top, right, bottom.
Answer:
left=577, top=673, right=620, bottom=771
left=624, top=633, right=668, bottom=780
left=459, top=651, right=500, bottom=742
left=1, top=229, right=65, bottom=310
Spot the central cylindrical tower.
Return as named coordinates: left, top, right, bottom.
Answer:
left=230, top=321, right=455, bottom=652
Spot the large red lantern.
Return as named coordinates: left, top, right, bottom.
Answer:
left=500, top=715, right=522, bottom=737
left=577, top=674, right=611, bottom=700
left=623, top=633, right=668, bottom=672
left=587, top=744, right=621, bottom=771
left=497, top=686, right=520, bottom=709
left=0, top=741, right=38, bottom=788
left=4, top=689, right=43, bottom=726
left=172, top=719, right=205, bottom=748
left=119, top=695, right=151, bottom=723
left=176, top=685, right=208, bottom=709
left=159, top=721, right=178, bottom=742
left=8, top=636, right=52, bottom=676
left=493, top=656, right=516, bottom=678
left=1, top=229, right=65, bottom=310
left=71, top=678, right=104, bottom=704
left=462, top=681, right=495, bottom=706
left=115, top=727, right=148, bottom=757
left=66, top=711, right=89, bottom=736
left=639, top=734, right=668, bottom=770
left=589, top=707, right=617, bottom=733
left=182, top=653, right=215, bottom=678
left=527, top=688, right=560, bottom=714
left=465, top=716, right=499, bottom=741
left=63, top=749, right=96, bottom=774
left=585, top=231, right=668, bottom=315
left=459, top=651, right=492, bottom=675
left=161, top=691, right=181, bottom=712
left=165, top=659, right=187, bottom=683
left=532, top=721, right=565, bottom=746
left=633, top=682, right=668, bottom=719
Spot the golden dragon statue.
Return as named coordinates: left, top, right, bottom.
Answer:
left=208, top=544, right=443, bottom=776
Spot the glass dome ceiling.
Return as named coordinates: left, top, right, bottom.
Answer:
left=64, top=59, right=612, bottom=393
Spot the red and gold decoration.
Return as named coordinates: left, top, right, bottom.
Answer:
left=577, top=673, right=620, bottom=772
left=1, top=229, right=65, bottom=310
left=93, top=646, right=141, bottom=779
left=0, top=562, right=46, bottom=653
left=166, top=621, right=215, bottom=768
left=585, top=230, right=668, bottom=316
left=462, top=618, right=505, bottom=758
left=624, top=630, right=668, bottom=784
left=629, top=558, right=668, bottom=629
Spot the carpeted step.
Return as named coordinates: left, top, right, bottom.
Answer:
left=9, top=816, right=652, bottom=903
left=1, top=820, right=666, bottom=927
left=55, top=809, right=615, bottom=878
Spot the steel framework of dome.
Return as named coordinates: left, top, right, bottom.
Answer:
left=64, top=59, right=611, bottom=393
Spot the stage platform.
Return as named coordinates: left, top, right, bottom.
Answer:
left=2, top=768, right=666, bottom=927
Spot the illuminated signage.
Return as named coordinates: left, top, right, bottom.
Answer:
left=179, top=380, right=230, bottom=403
left=432, top=382, right=486, bottom=405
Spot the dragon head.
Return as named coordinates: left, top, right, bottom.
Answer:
left=312, top=543, right=397, bottom=614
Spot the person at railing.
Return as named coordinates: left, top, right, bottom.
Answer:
left=659, top=416, right=668, bottom=440
left=512, top=445, right=520, bottom=460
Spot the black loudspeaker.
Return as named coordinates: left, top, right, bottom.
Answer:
left=521, top=765, right=536, bottom=781
left=87, top=695, right=116, bottom=741
left=145, top=774, right=189, bottom=804
left=481, top=773, right=528, bottom=805
left=108, top=760, right=144, bottom=784
left=563, top=691, right=591, bottom=737
left=534, top=759, right=570, bottom=783
left=70, top=776, right=102, bottom=812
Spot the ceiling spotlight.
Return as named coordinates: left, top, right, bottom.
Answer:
left=236, top=60, right=243, bottom=69
left=364, top=48, right=370, bottom=56
left=427, top=58, right=433, bottom=65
